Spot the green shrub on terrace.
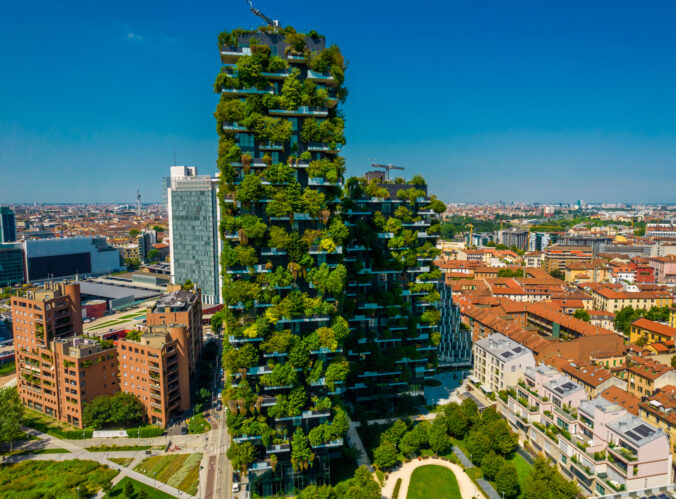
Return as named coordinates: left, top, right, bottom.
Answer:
left=328, top=218, right=349, bottom=245
left=264, top=163, right=294, bottom=184
left=221, top=279, right=262, bottom=308
left=215, top=97, right=245, bottom=123
left=324, top=357, right=349, bottom=390
left=261, top=363, right=297, bottom=387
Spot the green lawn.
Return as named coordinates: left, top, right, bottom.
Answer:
left=105, top=477, right=175, bottom=499
left=187, top=413, right=211, bottom=434
left=406, top=465, right=462, bottom=499
left=134, top=453, right=202, bottom=495
left=0, top=459, right=117, bottom=498
left=506, top=452, right=532, bottom=499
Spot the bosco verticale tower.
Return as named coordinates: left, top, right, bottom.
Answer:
left=214, top=24, right=447, bottom=496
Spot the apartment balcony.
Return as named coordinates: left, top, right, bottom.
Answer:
left=259, top=141, right=284, bottom=150
left=274, top=409, right=330, bottom=422
left=220, top=46, right=251, bottom=63
left=260, top=70, right=290, bottom=80
left=306, top=70, right=338, bottom=86
left=249, top=461, right=272, bottom=472
left=266, top=443, right=290, bottom=454
left=221, top=86, right=273, bottom=95
left=227, top=336, right=264, bottom=345
left=311, top=438, right=344, bottom=449
left=269, top=106, right=328, bottom=117
left=222, top=122, right=248, bottom=133
left=308, top=177, right=342, bottom=187
left=307, top=141, right=341, bottom=153
left=233, top=434, right=262, bottom=443
left=150, top=402, right=163, bottom=409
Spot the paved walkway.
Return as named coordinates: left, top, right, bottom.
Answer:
left=380, top=458, right=486, bottom=499
left=347, top=418, right=372, bottom=470
left=452, top=446, right=500, bottom=499
left=5, top=427, right=196, bottom=498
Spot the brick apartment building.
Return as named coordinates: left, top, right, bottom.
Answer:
left=145, top=286, right=202, bottom=375
left=117, top=324, right=191, bottom=427
left=543, top=245, right=593, bottom=273
left=13, top=282, right=202, bottom=428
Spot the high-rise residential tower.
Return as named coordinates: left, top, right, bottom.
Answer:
left=0, top=207, right=17, bottom=243
left=167, top=166, right=222, bottom=305
left=214, top=24, right=448, bottom=495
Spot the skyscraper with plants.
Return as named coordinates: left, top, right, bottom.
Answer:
left=214, top=24, right=447, bottom=495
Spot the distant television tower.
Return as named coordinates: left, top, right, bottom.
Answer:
left=136, top=188, right=142, bottom=217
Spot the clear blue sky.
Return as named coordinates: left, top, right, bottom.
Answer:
left=1, top=0, right=675, bottom=204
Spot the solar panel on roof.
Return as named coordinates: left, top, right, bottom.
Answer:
left=554, top=387, right=564, bottom=394
left=634, top=424, right=655, bottom=437
left=626, top=431, right=640, bottom=440
left=502, top=352, right=513, bottom=358
left=513, top=347, right=522, bottom=353
left=561, top=382, right=576, bottom=390
left=657, top=493, right=670, bottom=499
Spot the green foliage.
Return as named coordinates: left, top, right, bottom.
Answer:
left=227, top=441, right=256, bottom=472
left=409, top=174, right=426, bottom=186
left=522, top=457, right=578, bottom=499
left=82, top=392, right=145, bottom=429
left=291, top=427, right=314, bottom=471
left=549, top=269, right=564, bottom=280
left=0, top=388, right=23, bottom=446
left=260, top=363, right=297, bottom=387
left=497, top=268, right=524, bottom=278
left=573, top=309, right=590, bottom=322
left=0, top=459, right=118, bottom=498
left=373, top=440, right=398, bottom=469
left=615, top=305, right=671, bottom=335
left=324, top=357, right=349, bottom=390
left=495, top=463, right=520, bottom=499
left=237, top=174, right=265, bottom=203
left=481, top=450, right=505, bottom=480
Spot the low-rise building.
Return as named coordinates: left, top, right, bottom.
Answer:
left=589, top=286, right=671, bottom=313
left=561, top=361, right=625, bottom=398
left=497, top=365, right=673, bottom=496
left=544, top=245, right=593, bottom=273
left=639, top=385, right=676, bottom=463
left=473, top=333, right=536, bottom=393
left=626, top=357, right=676, bottom=397
left=630, top=317, right=676, bottom=346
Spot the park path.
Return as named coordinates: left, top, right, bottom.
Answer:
left=7, top=426, right=198, bottom=498
left=380, top=458, right=486, bottom=499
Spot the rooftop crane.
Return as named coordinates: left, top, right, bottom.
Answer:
left=370, top=161, right=405, bottom=181
left=246, top=0, right=278, bottom=27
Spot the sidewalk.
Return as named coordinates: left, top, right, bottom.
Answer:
left=7, top=426, right=197, bottom=498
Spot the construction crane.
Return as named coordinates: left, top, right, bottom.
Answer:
left=370, top=161, right=405, bottom=181
left=246, top=0, right=278, bottom=27
left=466, top=223, right=474, bottom=248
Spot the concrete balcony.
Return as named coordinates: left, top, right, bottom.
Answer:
left=222, top=122, right=247, bottom=133
left=220, top=46, right=251, bottom=63
left=306, top=70, right=338, bottom=86
left=269, top=106, right=328, bottom=117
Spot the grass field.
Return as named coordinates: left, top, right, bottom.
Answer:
left=506, top=452, right=532, bottom=499
left=109, top=457, right=134, bottom=467
left=187, top=413, right=211, bottom=434
left=0, top=459, right=117, bottom=498
left=105, top=477, right=174, bottom=498
left=135, top=453, right=202, bottom=495
left=406, top=465, right=462, bottom=499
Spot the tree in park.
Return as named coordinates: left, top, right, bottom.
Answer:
left=123, top=480, right=135, bottom=497
left=480, top=451, right=505, bottom=481
left=0, top=387, right=23, bottom=451
left=466, top=430, right=492, bottom=465
left=495, top=463, right=520, bottom=499
left=488, top=418, right=518, bottom=455
left=342, top=465, right=381, bottom=499
left=373, top=441, right=398, bottom=469
left=522, top=457, right=578, bottom=499
left=129, top=229, right=140, bottom=237
left=428, top=419, right=450, bottom=454
left=440, top=403, right=469, bottom=438
left=380, top=419, right=408, bottom=447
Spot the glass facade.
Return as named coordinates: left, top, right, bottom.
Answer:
left=0, top=243, right=24, bottom=286
left=0, top=207, right=16, bottom=243
left=168, top=175, right=221, bottom=305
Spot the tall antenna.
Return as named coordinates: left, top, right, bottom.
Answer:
left=136, top=188, right=142, bottom=217
left=370, top=161, right=405, bottom=181
left=245, top=0, right=279, bottom=27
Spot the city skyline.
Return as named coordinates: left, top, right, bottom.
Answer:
left=2, top=0, right=676, bottom=203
